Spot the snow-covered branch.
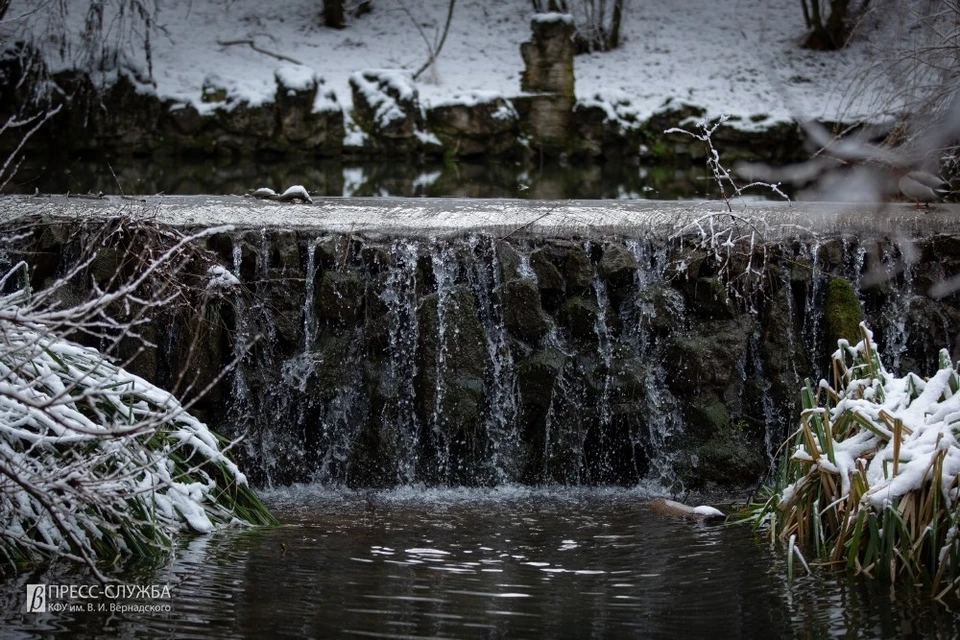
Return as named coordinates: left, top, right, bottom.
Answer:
left=0, top=213, right=274, bottom=576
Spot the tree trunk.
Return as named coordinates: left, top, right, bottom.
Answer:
left=606, top=0, right=624, bottom=50
left=323, top=0, right=346, bottom=29
left=800, top=0, right=813, bottom=28
left=825, top=0, right=849, bottom=42
left=801, top=0, right=851, bottom=50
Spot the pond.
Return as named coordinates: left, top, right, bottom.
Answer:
left=9, top=156, right=792, bottom=201
left=1, top=487, right=956, bottom=638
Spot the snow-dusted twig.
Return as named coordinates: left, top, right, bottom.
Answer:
left=392, top=0, right=458, bottom=82
left=666, top=115, right=791, bottom=211
left=216, top=38, right=303, bottom=65
left=0, top=106, right=62, bottom=192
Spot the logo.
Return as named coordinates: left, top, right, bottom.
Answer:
left=24, top=583, right=173, bottom=614
left=26, top=585, right=46, bottom=613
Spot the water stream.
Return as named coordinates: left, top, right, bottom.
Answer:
left=2, top=487, right=956, bottom=638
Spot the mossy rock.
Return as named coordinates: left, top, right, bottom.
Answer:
left=599, top=243, right=636, bottom=285
left=201, top=86, right=229, bottom=103
left=565, top=246, right=594, bottom=292
left=517, top=347, right=567, bottom=409
left=688, top=433, right=767, bottom=489
left=687, top=393, right=730, bottom=439
left=496, top=241, right=522, bottom=282
left=688, top=276, right=735, bottom=320
left=633, top=284, right=685, bottom=334
left=824, top=275, right=863, bottom=349
left=315, top=270, right=365, bottom=323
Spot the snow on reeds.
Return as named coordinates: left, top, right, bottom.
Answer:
left=744, top=323, right=960, bottom=598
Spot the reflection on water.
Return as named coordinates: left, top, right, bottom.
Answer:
left=8, top=156, right=792, bottom=201
left=0, top=487, right=956, bottom=638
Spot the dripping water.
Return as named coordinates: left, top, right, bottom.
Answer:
left=467, top=235, right=520, bottom=483
left=380, top=240, right=422, bottom=483
left=625, top=239, right=684, bottom=489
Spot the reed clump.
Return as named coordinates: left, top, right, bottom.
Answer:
left=743, top=322, right=960, bottom=598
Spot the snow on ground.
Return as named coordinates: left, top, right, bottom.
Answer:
left=6, top=0, right=900, bottom=129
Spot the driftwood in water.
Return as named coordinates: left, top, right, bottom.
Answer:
left=648, top=498, right=725, bottom=520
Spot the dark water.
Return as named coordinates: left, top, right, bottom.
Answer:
left=7, top=155, right=789, bottom=201
left=1, top=487, right=957, bottom=638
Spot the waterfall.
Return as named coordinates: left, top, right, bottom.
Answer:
left=379, top=239, right=422, bottom=483
left=801, top=240, right=824, bottom=376
left=302, top=237, right=321, bottom=347
left=591, top=270, right=615, bottom=476
left=466, top=236, right=520, bottom=483
left=428, top=241, right=458, bottom=481
left=114, top=228, right=948, bottom=491
left=624, top=239, right=685, bottom=488
left=879, top=240, right=915, bottom=375
left=5, top=211, right=955, bottom=493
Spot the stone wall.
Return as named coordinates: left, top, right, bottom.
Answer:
left=0, top=26, right=807, bottom=167
left=5, top=216, right=958, bottom=491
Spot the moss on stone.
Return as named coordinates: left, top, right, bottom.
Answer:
left=693, top=434, right=766, bottom=487
left=824, top=276, right=863, bottom=348
left=691, top=394, right=730, bottom=432
left=201, top=87, right=228, bottom=103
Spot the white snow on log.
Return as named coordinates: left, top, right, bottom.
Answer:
left=252, top=187, right=277, bottom=199
left=281, top=185, right=313, bottom=203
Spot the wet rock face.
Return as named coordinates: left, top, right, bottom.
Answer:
left=7, top=222, right=959, bottom=491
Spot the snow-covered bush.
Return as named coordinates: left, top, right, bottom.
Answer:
left=744, top=323, right=960, bottom=596
left=0, top=215, right=275, bottom=577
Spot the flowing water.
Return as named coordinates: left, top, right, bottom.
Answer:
left=2, top=487, right=957, bottom=638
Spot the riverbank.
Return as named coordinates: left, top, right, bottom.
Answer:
left=1, top=0, right=903, bottom=169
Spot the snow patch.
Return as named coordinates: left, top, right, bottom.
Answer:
left=207, top=265, right=241, bottom=291
left=532, top=12, right=574, bottom=26
left=275, top=64, right=318, bottom=92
